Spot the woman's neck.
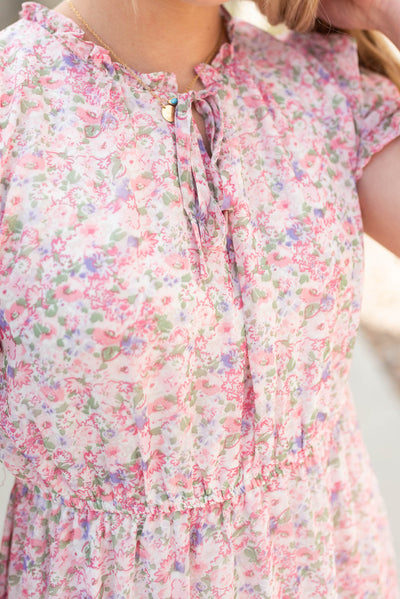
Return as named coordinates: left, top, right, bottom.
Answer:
left=54, top=0, right=227, bottom=90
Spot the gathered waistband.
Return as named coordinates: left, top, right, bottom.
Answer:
left=5, top=405, right=359, bottom=519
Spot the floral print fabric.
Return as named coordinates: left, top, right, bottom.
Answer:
left=0, top=2, right=400, bottom=597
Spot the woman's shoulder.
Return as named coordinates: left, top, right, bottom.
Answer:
left=233, top=18, right=359, bottom=90
left=284, top=30, right=359, bottom=82
left=0, top=2, right=92, bottom=83
left=0, top=19, right=31, bottom=107
left=0, top=10, right=59, bottom=83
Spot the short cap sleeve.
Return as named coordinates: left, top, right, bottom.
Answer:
left=288, top=32, right=400, bottom=181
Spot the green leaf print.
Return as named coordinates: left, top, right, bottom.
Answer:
left=33, top=323, right=52, bottom=338
left=43, top=438, right=56, bottom=451
left=102, top=346, right=121, bottom=362
left=82, top=396, right=100, bottom=414
left=180, top=416, right=191, bottom=431
left=85, top=125, right=101, bottom=138
left=20, top=99, right=38, bottom=113
left=287, top=357, right=296, bottom=372
left=66, top=169, right=81, bottom=184
left=155, top=314, right=173, bottom=334
left=304, top=303, right=320, bottom=319
left=162, top=191, right=177, bottom=205
left=224, top=433, right=240, bottom=449
left=251, top=288, right=267, bottom=302
left=45, top=304, right=57, bottom=318
left=7, top=575, right=21, bottom=587
left=244, top=546, right=259, bottom=564
left=111, top=157, right=124, bottom=178
left=7, top=215, right=23, bottom=234
left=110, top=228, right=127, bottom=242
left=90, top=312, right=104, bottom=323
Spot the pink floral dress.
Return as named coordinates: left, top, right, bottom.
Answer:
left=0, top=2, right=400, bottom=597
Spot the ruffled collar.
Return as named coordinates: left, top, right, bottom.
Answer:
left=19, top=2, right=243, bottom=93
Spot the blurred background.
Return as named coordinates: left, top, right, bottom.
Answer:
left=1, top=0, right=400, bottom=578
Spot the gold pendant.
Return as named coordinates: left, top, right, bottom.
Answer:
left=161, top=98, right=178, bottom=123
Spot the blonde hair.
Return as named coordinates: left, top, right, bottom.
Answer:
left=254, top=0, right=400, bottom=90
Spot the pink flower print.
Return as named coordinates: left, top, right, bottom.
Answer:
left=222, top=416, right=242, bottom=434
left=161, top=295, right=172, bottom=307
left=5, top=302, right=25, bottom=324
left=154, top=556, right=173, bottom=584
left=171, top=578, right=188, bottom=597
left=13, top=255, right=32, bottom=276
left=51, top=237, right=67, bottom=254
left=29, top=538, right=48, bottom=555
left=46, top=151, right=74, bottom=172
left=78, top=220, right=99, bottom=237
left=250, top=348, right=275, bottom=369
left=54, top=285, right=82, bottom=302
left=169, top=327, right=190, bottom=348
left=310, top=338, right=329, bottom=353
left=0, top=93, right=11, bottom=108
left=136, top=133, right=154, bottom=151
left=193, top=332, right=208, bottom=353
left=152, top=158, right=172, bottom=180
left=135, top=537, right=152, bottom=562
left=109, top=546, right=138, bottom=573
left=243, top=252, right=262, bottom=284
left=119, top=145, right=136, bottom=170
left=18, top=153, right=45, bottom=170
left=58, top=520, right=83, bottom=545
left=84, top=282, right=109, bottom=310
left=83, top=449, right=99, bottom=468
left=343, top=218, right=356, bottom=236
left=132, top=112, right=156, bottom=130
left=146, top=449, right=166, bottom=477
left=163, top=252, right=189, bottom=271
left=65, top=377, right=92, bottom=398
left=20, top=227, right=39, bottom=247
left=299, top=152, right=319, bottom=170
left=125, top=205, right=142, bottom=231
left=95, top=154, right=113, bottom=171
left=268, top=252, right=292, bottom=267
left=138, top=231, right=158, bottom=258
left=53, top=448, right=75, bottom=468
left=92, top=328, right=123, bottom=347
left=37, top=75, right=64, bottom=90
left=310, top=261, right=331, bottom=282
left=169, top=471, right=192, bottom=493
left=75, top=106, right=99, bottom=125
left=13, top=362, right=33, bottom=388
left=300, top=288, right=324, bottom=304
left=107, top=245, right=119, bottom=258
left=25, top=285, right=42, bottom=310
left=1, top=328, right=16, bottom=360
left=41, top=420, right=53, bottom=431
left=130, top=174, right=153, bottom=194
left=243, top=93, right=266, bottom=109
left=9, top=194, right=22, bottom=208
left=193, top=296, right=215, bottom=325
left=146, top=394, right=179, bottom=416
left=39, top=385, right=65, bottom=405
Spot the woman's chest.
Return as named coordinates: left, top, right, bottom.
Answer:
left=0, top=88, right=363, bottom=363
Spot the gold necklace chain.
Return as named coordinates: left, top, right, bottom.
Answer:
left=66, top=0, right=223, bottom=123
